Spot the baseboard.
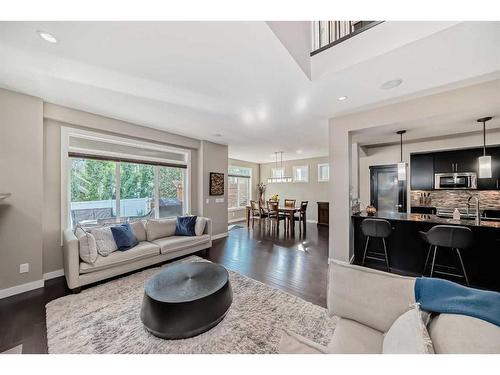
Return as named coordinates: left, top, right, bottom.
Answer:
left=43, top=269, right=65, bottom=280
left=228, top=218, right=245, bottom=224
left=212, top=232, right=228, bottom=240
left=0, top=279, right=44, bottom=299
left=306, top=219, right=318, bottom=224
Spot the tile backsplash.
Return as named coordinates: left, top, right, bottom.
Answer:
left=411, top=190, right=500, bottom=210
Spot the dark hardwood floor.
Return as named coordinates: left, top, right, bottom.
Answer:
left=0, top=221, right=329, bottom=354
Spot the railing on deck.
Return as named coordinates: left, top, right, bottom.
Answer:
left=311, top=21, right=383, bottom=56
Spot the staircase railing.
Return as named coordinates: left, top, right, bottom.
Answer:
left=311, top=21, right=383, bottom=56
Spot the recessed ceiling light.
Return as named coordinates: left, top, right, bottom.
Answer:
left=37, top=30, right=57, bottom=44
left=296, top=149, right=303, bottom=154
left=380, top=79, right=403, bottom=90
left=338, top=96, right=348, bottom=101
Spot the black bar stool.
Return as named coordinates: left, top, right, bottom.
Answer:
left=420, top=225, right=472, bottom=285
left=361, top=218, right=392, bottom=272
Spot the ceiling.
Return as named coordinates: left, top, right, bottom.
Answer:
left=0, top=21, right=499, bottom=163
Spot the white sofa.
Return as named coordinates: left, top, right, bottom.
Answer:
left=279, top=260, right=500, bottom=354
left=63, top=217, right=212, bottom=292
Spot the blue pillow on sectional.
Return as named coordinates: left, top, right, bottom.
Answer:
left=175, top=215, right=197, bottom=236
left=111, top=223, right=139, bottom=250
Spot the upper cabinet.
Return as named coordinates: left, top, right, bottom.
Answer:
left=410, top=146, right=500, bottom=191
left=410, top=153, right=434, bottom=190
left=433, top=149, right=482, bottom=173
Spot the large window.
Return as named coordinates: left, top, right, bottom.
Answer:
left=228, top=166, right=251, bottom=210
left=70, top=158, right=117, bottom=224
left=65, top=129, right=189, bottom=228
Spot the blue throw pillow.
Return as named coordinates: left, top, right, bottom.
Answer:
left=175, top=215, right=197, bottom=236
left=110, top=223, right=139, bottom=251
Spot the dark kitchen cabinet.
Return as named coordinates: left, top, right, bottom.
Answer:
left=433, top=149, right=481, bottom=173
left=410, top=153, right=434, bottom=190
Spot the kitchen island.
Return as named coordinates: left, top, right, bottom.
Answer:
left=352, top=212, right=500, bottom=291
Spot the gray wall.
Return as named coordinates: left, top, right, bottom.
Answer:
left=228, top=158, right=260, bottom=222
left=260, top=156, right=329, bottom=222
left=1, top=88, right=228, bottom=295
left=0, top=89, right=44, bottom=291
left=198, top=141, right=228, bottom=235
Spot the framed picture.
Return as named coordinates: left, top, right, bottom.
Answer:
left=209, top=172, right=224, bottom=196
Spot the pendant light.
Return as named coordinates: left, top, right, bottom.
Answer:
left=396, top=130, right=407, bottom=181
left=477, top=117, right=493, bottom=179
left=267, top=151, right=292, bottom=183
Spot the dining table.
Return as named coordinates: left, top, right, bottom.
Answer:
left=245, top=204, right=302, bottom=234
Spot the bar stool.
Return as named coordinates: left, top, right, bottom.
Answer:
left=361, top=218, right=392, bottom=272
left=420, top=225, right=472, bottom=286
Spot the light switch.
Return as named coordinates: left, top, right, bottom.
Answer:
left=206, top=198, right=210, bottom=204
left=215, top=198, right=224, bottom=203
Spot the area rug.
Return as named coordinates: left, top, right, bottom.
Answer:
left=46, top=256, right=336, bottom=354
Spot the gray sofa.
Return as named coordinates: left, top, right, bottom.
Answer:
left=279, top=260, right=500, bottom=354
left=63, top=217, right=212, bottom=292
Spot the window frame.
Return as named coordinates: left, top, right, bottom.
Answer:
left=228, top=166, right=252, bottom=211
left=292, top=165, right=309, bottom=183
left=318, top=163, right=330, bottom=182
left=61, top=127, right=191, bottom=232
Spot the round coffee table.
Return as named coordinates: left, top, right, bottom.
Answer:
left=140, top=262, right=232, bottom=339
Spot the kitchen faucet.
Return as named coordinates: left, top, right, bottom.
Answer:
left=466, top=194, right=481, bottom=225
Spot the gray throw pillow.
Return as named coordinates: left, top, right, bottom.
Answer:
left=89, top=226, right=118, bottom=257
left=75, top=227, right=98, bottom=264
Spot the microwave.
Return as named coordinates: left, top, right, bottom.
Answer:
left=434, top=172, right=477, bottom=189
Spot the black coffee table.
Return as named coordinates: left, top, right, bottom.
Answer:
left=140, top=262, right=232, bottom=339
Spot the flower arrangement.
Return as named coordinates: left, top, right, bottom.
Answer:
left=270, top=193, right=279, bottom=202
left=257, top=182, right=266, bottom=205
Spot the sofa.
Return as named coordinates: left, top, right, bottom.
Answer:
left=63, top=217, right=212, bottom=292
left=279, top=260, right=500, bottom=354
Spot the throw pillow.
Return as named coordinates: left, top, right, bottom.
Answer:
left=130, top=219, right=147, bottom=242
left=74, top=227, right=98, bottom=264
left=146, top=218, right=177, bottom=241
left=175, top=215, right=197, bottom=236
left=195, top=217, right=207, bottom=236
left=111, top=223, right=139, bottom=250
left=90, top=226, right=118, bottom=256
left=383, top=305, right=435, bottom=354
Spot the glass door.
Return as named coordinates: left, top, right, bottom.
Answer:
left=370, top=165, right=407, bottom=213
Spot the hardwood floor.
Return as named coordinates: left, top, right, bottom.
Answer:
left=0, top=221, right=329, bottom=354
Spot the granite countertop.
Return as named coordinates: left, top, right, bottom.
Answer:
left=352, top=211, right=500, bottom=229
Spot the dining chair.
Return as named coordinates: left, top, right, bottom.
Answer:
left=294, top=201, right=308, bottom=234
left=283, top=199, right=296, bottom=232
left=250, top=200, right=266, bottom=227
left=267, top=200, right=286, bottom=231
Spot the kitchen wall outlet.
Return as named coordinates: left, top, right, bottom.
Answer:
left=215, top=198, right=224, bottom=203
left=230, top=211, right=235, bottom=218
left=19, top=263, right=29, bottom=274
